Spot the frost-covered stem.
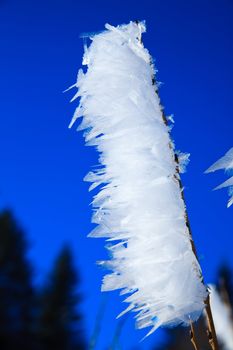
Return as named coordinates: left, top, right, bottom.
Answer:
left=174, top=132, right=218, bottom=350
left=175, top=132, right=219, bottom=350
left=180, top=182, right=219, bottom=350
left=178, top=173, right=218, bottom=349
left=190, top=321, right=200, bottom=350
left=174, top=126, right=219, bottom=350
left=172, top=114, right=218, bottom=350
left=174, top=153, right=218, bottom=349
left=175, top=160, right=219, bottom=350
left=147, top=28, right=218, bottom=348
left=205, top=295, right=219, bottom=350
left=72, top=20, right=211, bottom=337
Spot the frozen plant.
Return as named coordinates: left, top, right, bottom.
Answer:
left=69, top=21, right=207, bottom=336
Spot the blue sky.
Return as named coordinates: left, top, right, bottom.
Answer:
left=0, top=0, right=233, bottom=349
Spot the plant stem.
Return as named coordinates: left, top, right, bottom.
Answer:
left=136, top=20, right=219, bottom=349
left=190, top=321, right=200, bottom=350
left=204, top=295, right=219, bottom=350
left=161, top=93, right=219, bottom=350
left=174, top=152, right=219, bottom=350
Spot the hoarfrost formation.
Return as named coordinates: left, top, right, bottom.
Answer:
left=205, top=148, right=233, bottom=207
left=209, top=285, right=233, bottom=350
left=69, top=21, right=207, bottom=335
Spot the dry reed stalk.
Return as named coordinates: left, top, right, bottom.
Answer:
left=204, top=295, right=219, bottom=350
left=190, top=320, right=200, bottom=350
left=148, top=37, right=219, bottom=347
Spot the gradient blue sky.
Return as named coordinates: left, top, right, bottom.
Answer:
left=0, top=0, right=233, bottom=349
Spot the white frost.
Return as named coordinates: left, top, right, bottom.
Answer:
left=209, top=285, right=233, bottom=350
left=205, top=148, right=233, bottom=207
left=176, top=151, right=190, bottom=173
left=69, top=21, right=207, bottom=335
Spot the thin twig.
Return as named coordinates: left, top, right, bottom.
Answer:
left=175, top=147, right=219, bottom=350
left=136, top=20, right=219, bottom=349
left=190, top=320, right=200, bottom=350
left=204, top=295, right=219, bottom=350
left=156, top=65, right=219, bottom=350
left=164, top=113, right=219, bottom=350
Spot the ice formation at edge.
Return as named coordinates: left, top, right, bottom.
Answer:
left=205, top=148, right=233, bottom=207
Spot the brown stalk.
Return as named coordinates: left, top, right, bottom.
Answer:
left=204, top=295, right=219, bottom=350
left=190, top=320, right=200, bottom=350
left=161, top=83, right=219, bottom=350
left=136, top=20, right=219, bottom=349
left=174, top=141, right=219, bottom=350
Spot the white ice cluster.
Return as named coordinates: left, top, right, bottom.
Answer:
left=205, top=148, right=233, bottom=207
left=69, top=21, right=207, bottom=335
left=209, top=285, right=233, bottom=350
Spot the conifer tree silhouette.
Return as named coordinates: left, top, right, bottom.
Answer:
left=0, top=210, right=35, bottom=350
left=36, top=245, right=86, bottom=350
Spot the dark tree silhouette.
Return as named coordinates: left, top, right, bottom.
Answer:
left=36, top=245, right=86, bottom=350
left=0, top=210, right=35, bottom=350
